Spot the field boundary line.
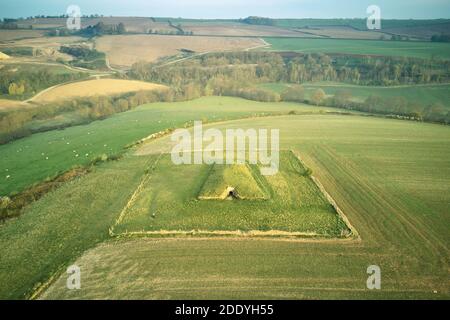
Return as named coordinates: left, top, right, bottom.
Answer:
left=246, top=38, right=271, bottom=51
left=112, top=229, right=360, bottom=242
left=292, top=150, right=360, bottom=240
left=29, top=265, right=66, bottom=300
left=111, top=149, right=360, bottom=241
left=109, top=153, right=163, bottom=236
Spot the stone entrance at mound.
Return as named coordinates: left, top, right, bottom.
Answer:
left=222, top=186, right=239, bottom=200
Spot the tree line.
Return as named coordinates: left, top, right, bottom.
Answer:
left=240, top=16, right=276, bottom=26
left=0, top=85, right=204, bottom=144
left=130, top=51, right=450, bottom=88
left=0, top=66, right=87, bottom=98
left=129, top=51, right=450, bottom=124
left=431, top=34, right=450, bottom=42
left=59, top=45, right=107, bottom=70
left=281, top=85, right=449, bottom=124
left=2, top=51, right=449, bottom=144
left=46, top=22, right=126, bottom=37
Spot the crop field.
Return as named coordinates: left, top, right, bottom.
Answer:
left=6, top=113, right=445, bottom=299
left=383, top=22, right=450, bottom=41
left=112, top=151, right=349, bottom=237
left=32, top=79, right=168, bottom=103
left=95, top=35, right=264, bottom=67
left=263, top=37, right=450, bottom=60
left=274, top=18, right=450, bottom=31
left=294, top=26, right=391, bottom=40
left=0, top=30, right=46, bottom=42
left=180, top=22, right=306, bottom=37
left=16, top=17, right=173, bottom=34
left=0, top=36, right=84, bottom=47
left=0, top=97, right=341, bottom=196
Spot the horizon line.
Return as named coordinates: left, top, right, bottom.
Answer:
left=3, top=15, right=450, bottom=21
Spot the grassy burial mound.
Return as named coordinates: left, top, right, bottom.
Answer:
left=95, top=35, right=264, bottom=67
left=113, top=151, right=352, bottom=238
left=198, top=164, right=268, bottom=200
left=32, top=79, right=168, bottom=103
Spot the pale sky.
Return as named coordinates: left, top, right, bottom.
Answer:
left=1, top=0, right=450, bottom=19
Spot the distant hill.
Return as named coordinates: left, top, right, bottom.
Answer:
left=11, top=16, right=450, bottom=40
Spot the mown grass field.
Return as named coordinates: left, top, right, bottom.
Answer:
left=113, top=151, right=348, bottom=236
left=263, top=37, right=450, bottom=60
left=259, top=82, right=450, bottom=108
left=0, top=97, right=341, bottom=196
left=0, top=99, right=26, bottom=111
left=32, top=114, right=450, bottom=299
left=32, top=79, right=168, bottom=103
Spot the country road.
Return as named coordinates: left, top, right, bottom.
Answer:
left=155, top=38, right=271, bottom=68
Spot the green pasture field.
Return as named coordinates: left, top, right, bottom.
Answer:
left=30, top=114, right=450, bottom=299
left=274, top=18, right=450, bottom=30
left=0, top=97, right=342, bottom=196
left=262, top=37, right=450, bottom=60
left=113, top=151, right=348, bottom=236
left=258, top=82, right=450, bottom=108
left=302, top=82, right=450, bottom=107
